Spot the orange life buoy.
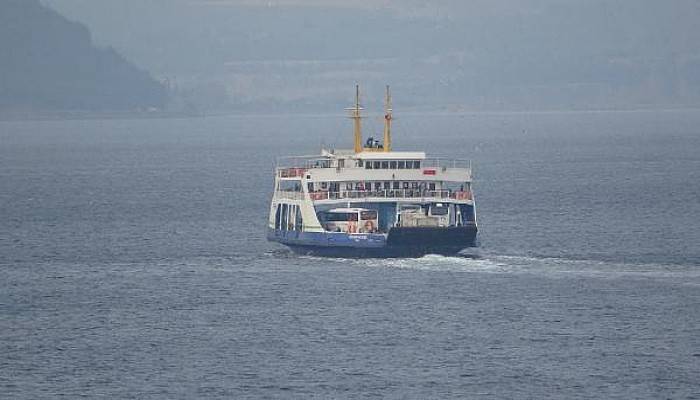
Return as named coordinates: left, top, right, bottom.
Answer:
left=454, top=190, right=472, bottom=200
left=310, top=192, right=327, bottom=200
left=363, top=220, right=375, bottom=233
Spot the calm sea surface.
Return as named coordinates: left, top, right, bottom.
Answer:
left=1, top=110, right=699, bottom=399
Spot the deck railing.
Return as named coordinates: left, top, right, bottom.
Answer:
left=421, top=158, right=472, bottom=170
left=276, top=157, right=471, bottom=177
left=274, top=191, right=305, bottom=200
left=308, top=189, right=472, bottom=202
left=276, top=156, right=331, bottom=172
left=274, top=189, right=472, bottom=202
left=278, top=167, right=307, bottom=178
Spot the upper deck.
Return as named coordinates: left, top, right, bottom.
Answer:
left=276, top=151, right=472, bottom=183
left=271, top=86, right=475, bottom=205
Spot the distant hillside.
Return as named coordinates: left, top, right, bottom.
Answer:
left=45, top=0, right=700, bottom=112
left=0, top=0, right=166, bottom=112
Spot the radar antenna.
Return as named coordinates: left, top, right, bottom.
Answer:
left=345, top=84, right=363, bottom=153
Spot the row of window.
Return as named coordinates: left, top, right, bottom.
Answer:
left=361, top=160, right=421, bottom=170
left=311, top=181, right=438, bottom=192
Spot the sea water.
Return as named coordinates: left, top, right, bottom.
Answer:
left=1, top=110, right=699, bottom=398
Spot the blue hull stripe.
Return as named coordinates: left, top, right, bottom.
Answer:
left=267, top=228, right=387, bottom=248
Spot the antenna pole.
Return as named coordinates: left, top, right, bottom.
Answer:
left=383, top=85, right=392, bottom=152
left=351, top=84, right=363, bottom=153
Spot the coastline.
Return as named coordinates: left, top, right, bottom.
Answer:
left=0, top=109, right=203, bottom=122
left=2, top=104, right=700, bottom=122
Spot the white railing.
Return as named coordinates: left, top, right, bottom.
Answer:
left=274, top=191, right=305, bottom=201
left=308, top=189, right=473, bottom=202
left=276, top=156, right=472, bottom=176
left=276, top=156, right=332, bottom=171
left=421, top=158, right=472, bottom=170
left=278, top=167, right=307, bottom=178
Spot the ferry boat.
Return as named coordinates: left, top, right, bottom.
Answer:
left=267, top=86, right=477, bottom=257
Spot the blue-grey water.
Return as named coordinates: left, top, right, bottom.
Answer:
left=1, top=110, right=700, bottom=399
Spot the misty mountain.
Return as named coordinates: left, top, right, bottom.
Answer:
left=0, top=0, right=166, bottom=112
left=43, top=0, right=700, bottom=111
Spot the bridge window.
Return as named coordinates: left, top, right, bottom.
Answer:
left=390, top=161, right=397, bottom=169
left=366, top=162, right=372, bottom=169
left=361, top=210, right=378, bottom=220
left=381, top=161, right=389, bottom=169
left=398, top=161, right=405, bottom=169
left=373, top=161, right=381, bottom=169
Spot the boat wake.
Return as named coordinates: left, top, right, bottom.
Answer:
left=356, top=254, right=513, bottom=273
left=284, top=250, right=700, bottom=283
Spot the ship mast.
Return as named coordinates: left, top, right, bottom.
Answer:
left=348, top=84, right=363, bottom=153
left=383, top=85, right=392, bottom=152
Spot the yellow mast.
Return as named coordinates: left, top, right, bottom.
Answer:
left=349, top=84, right=363, bottom=153
left=383, top=85, right=392, bottom=152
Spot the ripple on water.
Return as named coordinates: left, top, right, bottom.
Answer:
left=281, top=251, right=700, bottom=285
